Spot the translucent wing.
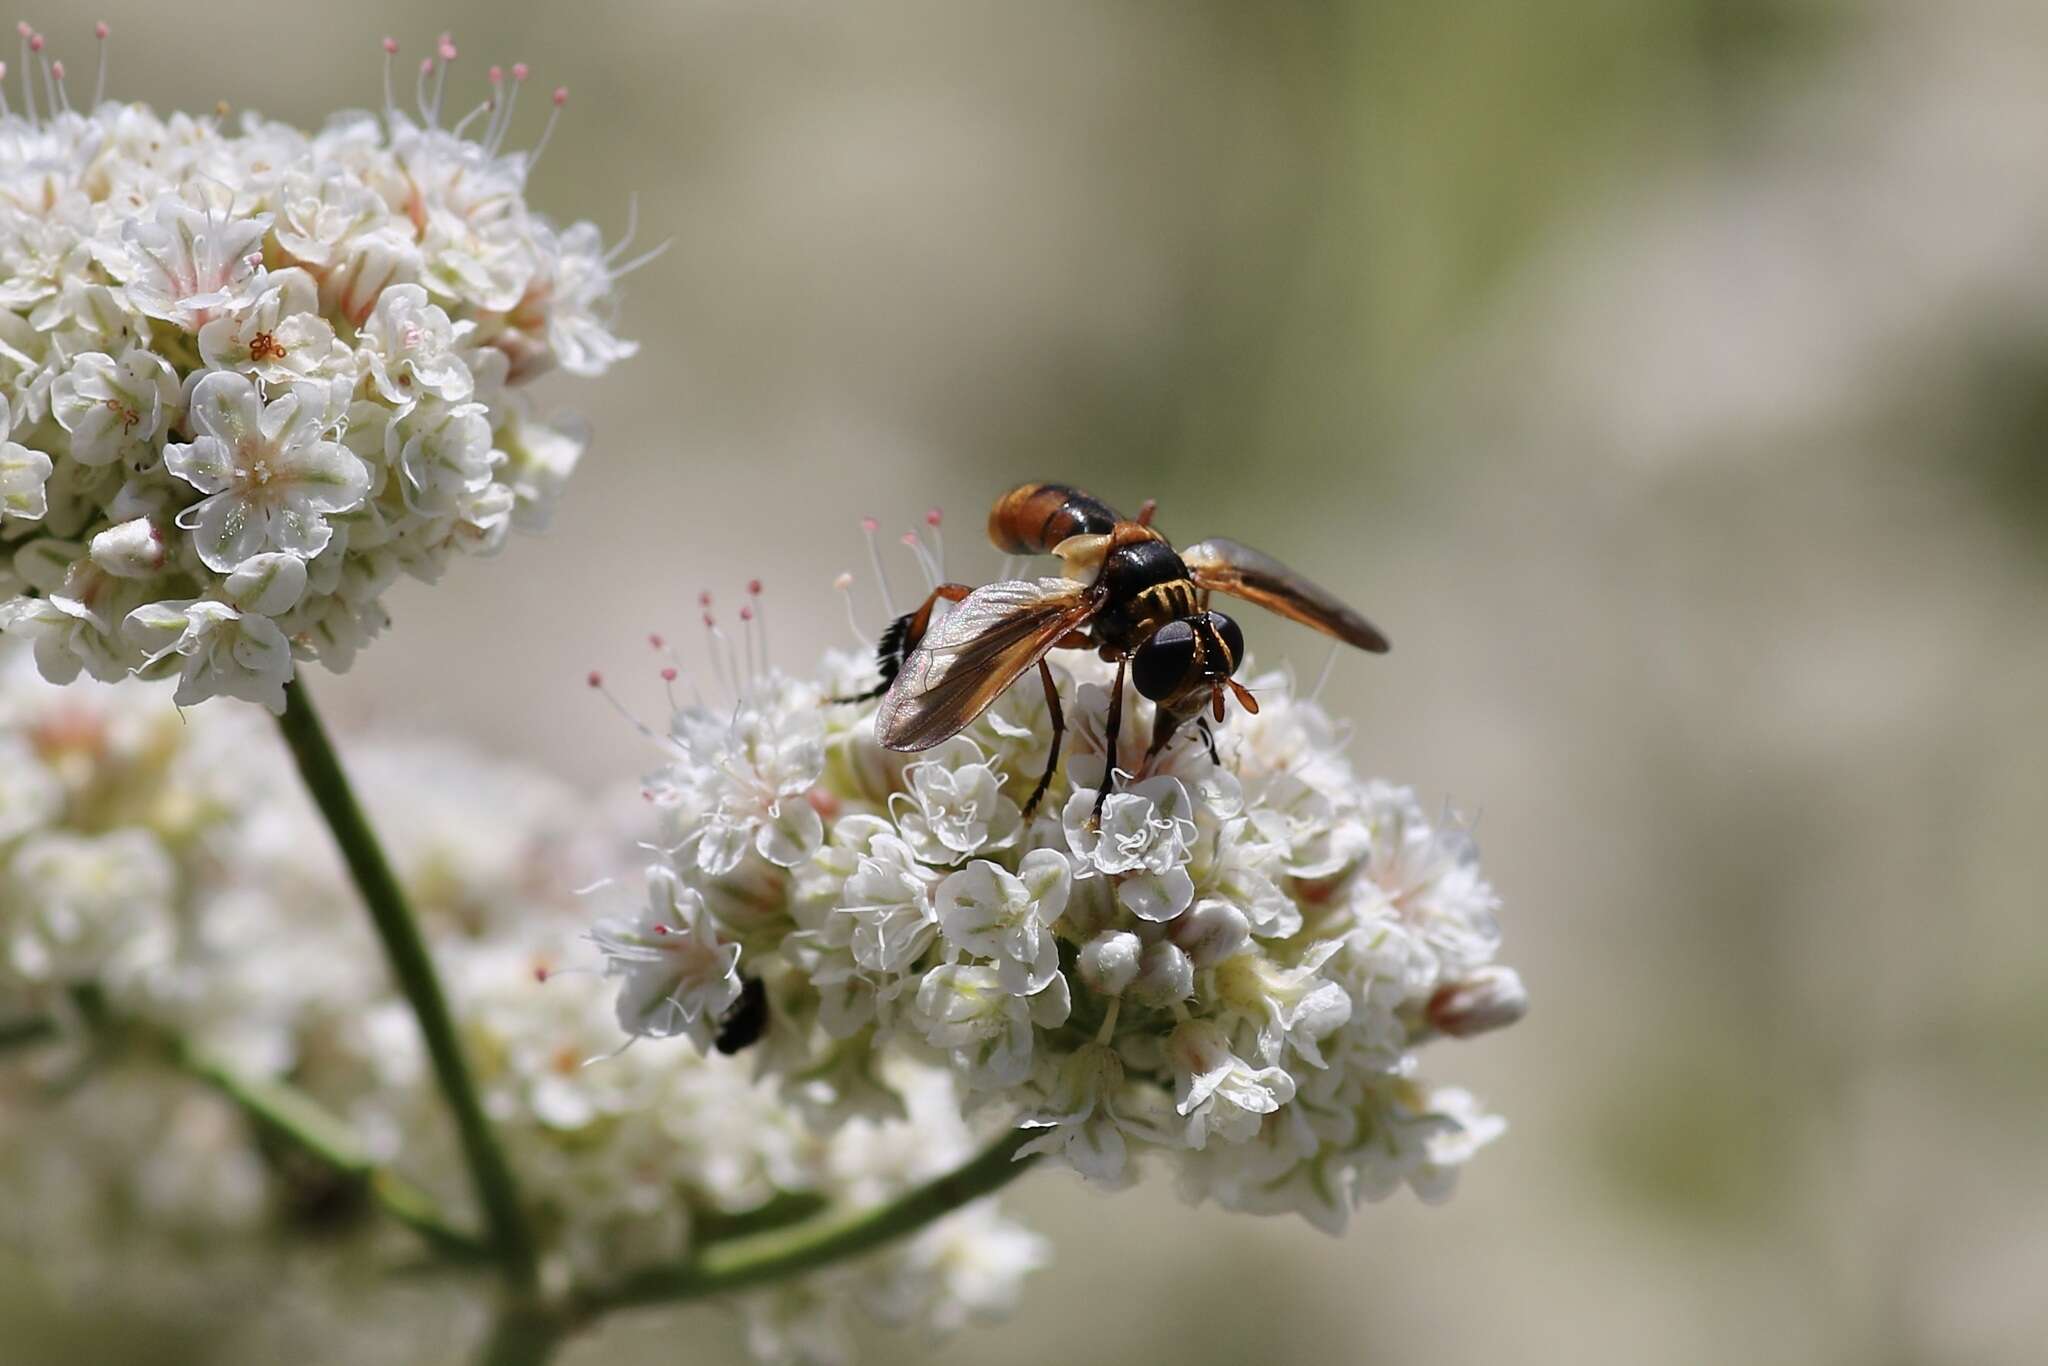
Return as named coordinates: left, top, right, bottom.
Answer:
left=1180, top=537, right=1390, bottom=653
left=875, top=577, right=1098, bottom=751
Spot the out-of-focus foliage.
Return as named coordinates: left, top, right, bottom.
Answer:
left=6, top=0, right=2046, bottom=1363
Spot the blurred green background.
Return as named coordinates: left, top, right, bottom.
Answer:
left=9, top=0, right=2048, bottom=1362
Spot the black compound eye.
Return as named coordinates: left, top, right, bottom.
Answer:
left=1133, top=620, right=1198, bottom=701
left=1207, top=612, right=1245, bottom=675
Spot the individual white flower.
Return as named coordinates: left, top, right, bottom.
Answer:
left=935, top=850, right=1071, bottom=995
left=0, top=734, right=61, bottom=842
left=165, top=373, right=369, bottom=572
left=913, top=963, right=1068, bottom=1089
left=88, top=518, right=169, bottom=578
left=1359, top=786, right=1507, bottom=987
left=388, top=399, right=496, bottom=515
left=1062, top=774, right=1197, bottom=921
left=890, top=739, right=1022, bottom=866
left=122, top=554, right=306, bottom=712
left=357, top=283, right=475, bottom=412
left=1167, top=1017, right=1298, bottom=1149
left=0, top=546, right=140, bottom=684
left=498, top=410, right=586, bottom=532
left=0, top=394, right=51, bottom=526
left=271, top=171, right=389, bottom=270
left=51, top=348, right=180, bottom=471
left=3, top=828, right=176, bottom=986
left=109, top=197, right=270, bottom=332
left=1074, top=929, right=1141, bottom=996
left=1213, top=941, right=1354, bottom=1069
left=538, top=221, right=642, bottom=378
left=1015, top=1043, right=1178, bottom=1185
left=1423, top=966, right=1529, bottom=1039
left=590, top=865, right=743, bottom=1049
left=195, top=268, right=348, bottom=384
left=838, top=827, right=941, bottom=974
left=1408, top=1086, right=1507, bottom=1203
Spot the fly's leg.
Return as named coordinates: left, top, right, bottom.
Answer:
left=1140, top=705, right=1189, bottom=778
left=1021, top=658, right=1065, bottom=819
left=1197, top=717, right=1221, bottom=766
left=1090, top=655, right=1128, bottom=827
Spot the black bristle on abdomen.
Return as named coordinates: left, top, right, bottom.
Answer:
left=827, top=609, right=916, bottom=704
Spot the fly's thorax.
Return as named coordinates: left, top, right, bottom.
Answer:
left=1094, top=538, right=1195, bottom=651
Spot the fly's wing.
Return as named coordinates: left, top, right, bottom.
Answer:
left=1180, top=537, right=1390, bottom=653
left=874, top=577, right=1097, bottom=751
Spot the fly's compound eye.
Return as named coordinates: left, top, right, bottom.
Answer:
left=1206, top=612, right=1245, bottom=676
left=1132, top=620, right=1198, bottom=701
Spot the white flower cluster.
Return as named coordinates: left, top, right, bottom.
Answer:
left=601, top=636, right=1527, bottom=1234
left=0, top=643, right=1043, bottom=1362
left=0, top=27, right=635, bottom=711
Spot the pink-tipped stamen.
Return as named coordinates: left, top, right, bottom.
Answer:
left=530, top=85, right=566, bottom=167
left=11, top=25, right=28, bottom=127
left=35, top=38, right=58, bottom=123
left=450, top=96, right=494, bottom=140
left=738, top=603, right=758, bottom=690
left=428, top=32, right=456, bottom=126
left=416, top=56, right=435, bottom=124
left=380, top=37, right=399, bottom=120
left=91, top=20, right=106, bottom=108
left=486, top=61, right=527, bottom=155
left=702, top=612, right=739, bottom=701
left=860, top=517, right=898, bottom=617
left=1309, top=640, right=1340, bottom=702
left=745, top=581, right=769, bottom=680
left=589, top=668, right=676, bottom=749
left=834, top=571, right=868, bottom=644
left=902, top=530, right=940, bottom=592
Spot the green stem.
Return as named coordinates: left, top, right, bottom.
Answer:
left=276, top=678, right=538, bottom=1291
left=0, top=1014, right=56, bottom=1051
left=475, top=1304, right=567, bottom=1366
left=585, top=1127, right=1040, bottom=1314
left=174, top=1037, right=487, bottom=1262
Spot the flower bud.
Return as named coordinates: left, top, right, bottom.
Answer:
left=1129, top=941, right=1193, bottom=1006
left=1077, top=930, right=1141, bottom=996
left=1425, top=966, right=1528, bottom=1038
left=89, top=517, right=167, bottom=578
left=1166, top=900, right=1249, bottom=967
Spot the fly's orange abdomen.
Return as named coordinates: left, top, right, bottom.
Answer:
left=988, top=482, right=1120, bottom=555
